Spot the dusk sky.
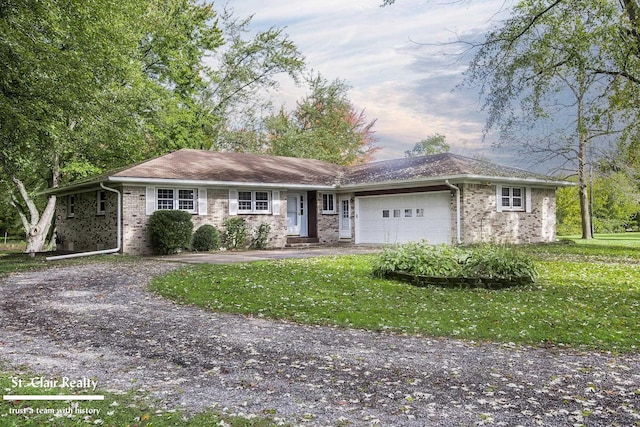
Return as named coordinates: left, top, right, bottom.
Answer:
left=225, top=0, right=521, bottom=166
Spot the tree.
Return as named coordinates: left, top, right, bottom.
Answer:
left=463, top=0, right=629, bottom=239
left=556, top=172, right=640, bottom=234
left=383, top=0, right=640, bottom=239
left=0, top=0, right=223, bottom=252
left=404, top=133, right=450, bottom=157
left=204, top=10, right=306, bottom=152
left=265, top=74, right=378, bottom=165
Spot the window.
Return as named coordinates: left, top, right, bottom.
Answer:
left=393, top=209, right=401, bottom=218
left=157, top=188, right=197, bottom=213
left=255, top=191, right=270, bottom=211
left=322, top=193, right=337, bottom=214
left=157, top=189, right=175, bottom=210
left=178, top=189, right=195, bottom=211
left=382, top=209, right=390, bottom=218
left=404, top=209, right=412, bottom=217
left=97, top=191, right=106, bottom=215
left=416, top=208, right=424, bottom=217
left=68, top=195, right=76, bottom=218
left=501, top=187, right=524, bottom=211
left=238, top=191, right=271, bottom=214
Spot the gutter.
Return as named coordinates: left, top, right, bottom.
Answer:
left=445, top=180, right=462, bottom=245
left=46, top=183, right=122, bottom=261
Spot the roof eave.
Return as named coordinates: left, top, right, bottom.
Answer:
left=107, top=176, right=336, bottom=190
left=340, top=174, right=575, bottom=191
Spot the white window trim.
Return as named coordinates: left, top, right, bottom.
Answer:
left=236, top=190, right=272, bottom=214
left=496, top=185, right=531, bottom=213
left=321, top=193, right=337, bottom=214
left=146, top=187, right=202, bottom=215
left=67, top=195, right=76, bottom=218
left=97, top=190, right=106, bottom=215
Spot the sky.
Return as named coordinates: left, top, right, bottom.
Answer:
left=224, top=0, right=519, bottom=165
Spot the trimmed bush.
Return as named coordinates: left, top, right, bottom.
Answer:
left=148, top=210, right=193, bottom=255
left=250, top=223, right=271, bottom=250
left=223, top=217, right=247, bottom=250
left=372, top=241, right=537, bottom=287
left=192, top=224, right=221, bottom=252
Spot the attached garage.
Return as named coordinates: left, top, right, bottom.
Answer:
left=355, top=191, right=451, bottom=244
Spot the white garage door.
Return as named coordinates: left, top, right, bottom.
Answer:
left=355, top=192, right=451, bottom=244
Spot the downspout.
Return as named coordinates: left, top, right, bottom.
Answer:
left=445, top=180, right=462, bottom=245
left=46, top=183, right=122, bottom=261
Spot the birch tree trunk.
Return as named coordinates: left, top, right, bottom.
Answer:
left=10, top=155, right=60, bottom=254
left=11, top=178, right=57, bottom=254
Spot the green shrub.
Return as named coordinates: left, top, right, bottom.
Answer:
left=372, top=241, right=465, bottom=277
left=148, top=210, right=194, bottom=255
left=250, top=222, right=271, bottom=250
left=372, top=241, right=537, bottom=285
left=192, top=224, right=221, bottom=252
left=461, top=245, right=538, bottom=282
left=223, top=217, right=247, bottom=250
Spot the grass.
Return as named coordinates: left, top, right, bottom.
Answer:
left=0, top=369, right=278, bottom=426
left=151, top=235, right=640, bottom=353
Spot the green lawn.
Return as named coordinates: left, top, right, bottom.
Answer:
left=151, top=236, right=640, bottom=353
left=0, top=370, right=275, bottom=427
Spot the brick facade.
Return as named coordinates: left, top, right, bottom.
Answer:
left=55, top=182, right=557, bottom=255
left=121, top=186, right=289, bottom=255
left=55, top=190, right=118, bottom=252
left=459, top=184, right=556, bottom=244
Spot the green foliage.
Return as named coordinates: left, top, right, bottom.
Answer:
left=556, top=173, right=640, bottom=235
left=372, top=241, right=464, bottom=277
left=265, top=73, right=378, bottom=165
left=207, top=11, right=305, bottom=152
left=250, top=223, right=271, bottom=250
left=404, top=133, right=450, bottom=157
left=372, top=242, right=537, bottom=284
left=148, top=210, right=194, bottom=255
left=223, top=217, right=247, bottom=250
left=191, top=224, right=221, bottom=252
left=461, top=245, right=538, bottom=282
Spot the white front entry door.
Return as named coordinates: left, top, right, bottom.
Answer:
left=287, top=193, right=308, bottom=236
left=339, top=197, right=351, bottom=239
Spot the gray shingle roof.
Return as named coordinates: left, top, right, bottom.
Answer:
left=47, top=149, right=570, bottom=194
left=344, top=153, right=560, bottom=186
left=111, top=149, right=345, bottom=186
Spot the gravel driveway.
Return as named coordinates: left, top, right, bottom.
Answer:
left=0, top=260, right=639, bottom=426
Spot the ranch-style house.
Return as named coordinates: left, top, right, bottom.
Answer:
left=48, top=149, right=571, bottom=255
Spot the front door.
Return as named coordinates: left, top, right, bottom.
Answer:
left=287, top=193, right=308, bottom=236
left=339, top=197, right=351, bottom=239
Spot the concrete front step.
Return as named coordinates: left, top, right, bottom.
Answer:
left=285, top=237, right=320, bottom=248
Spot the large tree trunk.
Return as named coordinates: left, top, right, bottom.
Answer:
left=11, top=177, right=57, bottom=254
left=10, top=154, right=60, bottom=254
left=577, top=128, right=593, bottom=240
